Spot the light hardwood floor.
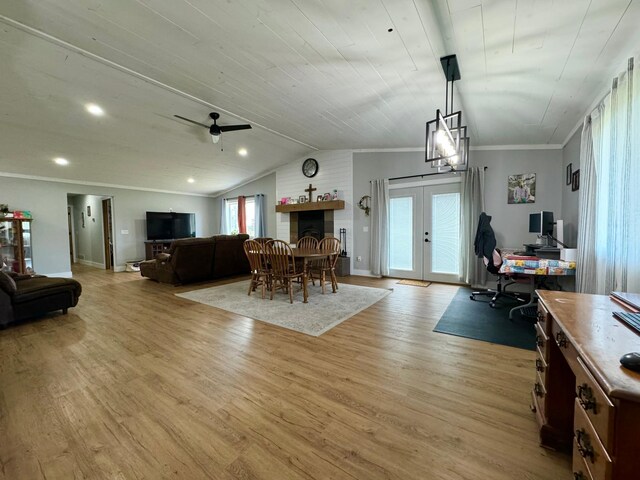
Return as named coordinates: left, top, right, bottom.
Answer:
left=0, top=265, right=571, bottom=479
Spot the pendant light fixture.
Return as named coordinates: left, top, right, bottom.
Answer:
left=425, top=55, right=470, bottom=172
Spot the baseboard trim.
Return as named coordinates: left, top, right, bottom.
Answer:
left=352, top=269, right=378, bottom=277
left=114, top=266, right=127, bottom=273
left=78, top=259, right=106, bottom=269
left=44, top=271, right=73, bottom=278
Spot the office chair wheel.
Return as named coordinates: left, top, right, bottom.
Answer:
left=470, top=295, right=476, bottom=301
left=489, top=302, right=497, bottom=308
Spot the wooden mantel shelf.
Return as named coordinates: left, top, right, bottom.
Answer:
left=275, top=200, right=345, bottom=213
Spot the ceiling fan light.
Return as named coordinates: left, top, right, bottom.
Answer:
left=211, top=133, right=220, bottom=144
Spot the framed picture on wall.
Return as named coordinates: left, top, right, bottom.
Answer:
left=507, top=173, right=536, bottom=204
left=572, top=169, right=580, bottom=191
left=566, top=163, right=572, bottom=185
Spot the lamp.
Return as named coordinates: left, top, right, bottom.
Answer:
left=211, top=133, right=220, bottom=144
left=425, top=55, right=470, bottom=171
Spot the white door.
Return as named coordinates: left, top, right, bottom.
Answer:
left=389, top=182, right=461, bottom=282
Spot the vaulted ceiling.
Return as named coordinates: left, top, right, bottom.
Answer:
left=0, top=0, right=638, bottom=195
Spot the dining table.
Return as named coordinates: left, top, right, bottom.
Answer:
left=289, top=247, right=334, bottom=303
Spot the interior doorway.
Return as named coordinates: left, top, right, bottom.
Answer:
left=388, top=180, right=462, bottom=283
left=66, top=194, right=116, bottom=270
left=67, top=205, right=76, bottom=264
left=102, top=198, right=114, bottom=270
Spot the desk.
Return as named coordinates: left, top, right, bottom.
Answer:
left=499, top=256, right=576, bottom=319
left=533, top=291, right=640, bottom=480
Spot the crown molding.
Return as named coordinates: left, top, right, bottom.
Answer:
left=0, top=172, right=215, bottom=197
left=470, top=144, right=563, bottom=151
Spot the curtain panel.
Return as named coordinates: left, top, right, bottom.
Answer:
left=254, top=194, right=267, bottom=238
left=237, top=196, right=247, bottom=234
left=370, top=179, right=389, bottom=277
left=578, top=57, right=640, bottom=294
left=460, top=166, right=485, bottom=285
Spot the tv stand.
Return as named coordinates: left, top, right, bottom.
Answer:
left=144, top=240, right=173, bottom=260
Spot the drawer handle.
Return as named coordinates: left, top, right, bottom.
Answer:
left=577, top=383, right=598, bottom=414
left=534, top=382, right=544, bottom=398
left=537, top=311, right=545, bottom=322
left=555, top=331, right=568, bottom=348
left=536, top=335, right=545, bottom=347
left=575, top=428, right=594, bottom=462
left=535, top=359, right=544, bottom=372
left=573, top=472, right=586, bottom=480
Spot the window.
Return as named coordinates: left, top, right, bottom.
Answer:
left=224, top=197, right=255, bottom=237
left=389, top=196, right=413, bottom=270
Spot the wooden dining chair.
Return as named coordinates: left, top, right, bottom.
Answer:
left=266, top=239, right=306, bottom=303
left=243, top=239, right=270, bottom=299
left=296, top=236, right=319, bottom=285
left=253, top=237, right=273, bottom=246
left=311, top=237, right=341, bottom=294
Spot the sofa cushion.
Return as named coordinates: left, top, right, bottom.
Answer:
left=0, top=271, right=17, bottom=295
left=13, top=277, right=82, bottom=304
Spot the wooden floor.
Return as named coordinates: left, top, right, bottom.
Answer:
left=0, top=265, right=571, bottom=479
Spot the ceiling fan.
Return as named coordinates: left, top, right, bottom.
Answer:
left=173, top=112, right=251, bottom=144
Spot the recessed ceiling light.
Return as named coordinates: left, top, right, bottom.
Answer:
left=238, top=148, right=248, bottom=157
left=187, top=178, right=195, bottom=183
left=54, top=157, right=69, bottom=166
left=85, top=103, right=105, bottom=116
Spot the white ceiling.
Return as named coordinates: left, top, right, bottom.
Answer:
left=0, top=0, right=639, bottom=195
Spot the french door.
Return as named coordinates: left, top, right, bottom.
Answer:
left=388, top=182, right=461, bottom=283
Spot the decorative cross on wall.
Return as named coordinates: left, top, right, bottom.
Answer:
left=305, top=184, right=316, bottom=202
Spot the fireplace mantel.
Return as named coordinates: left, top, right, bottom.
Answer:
left=275, top=200, right=344, bottom=213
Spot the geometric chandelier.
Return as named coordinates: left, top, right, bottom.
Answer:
left=425, top=55, right=470, bottom=172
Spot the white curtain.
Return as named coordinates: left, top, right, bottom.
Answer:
left=219, top=198, right=229, bottom=234
left=578, top=57, right=640, bottom=294
left=370, top=179, right=389, bottom=277
left=254, top=194, right=267, bottom=237
left=460, top=166, right=485, bottom=285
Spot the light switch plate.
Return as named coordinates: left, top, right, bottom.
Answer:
left=363, top=226, right=369, bottom=232
left=121, top=229, right=129, bottom=234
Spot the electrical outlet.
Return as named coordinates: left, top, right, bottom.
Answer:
left=363, top=226, right=369, bottom=232
left=357, top=256, right=362, bottom=262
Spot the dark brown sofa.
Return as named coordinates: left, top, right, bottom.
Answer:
left=0, top=272, right=82, bottom=328
left=139, top=234, right=250, bottom=285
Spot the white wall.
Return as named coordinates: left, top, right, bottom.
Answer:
left=276, top=151, right=353, bottom=265
left=0, top=175, right=215, bottom=276
left=561, top=129, right=581, bottom=247
left=470, top=148, right=564, bottom=249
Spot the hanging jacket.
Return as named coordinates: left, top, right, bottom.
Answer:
left=474, top=212, right=501, bottom=273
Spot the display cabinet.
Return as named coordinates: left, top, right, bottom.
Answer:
left=0, top=217, right=33, bottom=274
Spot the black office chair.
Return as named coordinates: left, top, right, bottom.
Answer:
left=469, top=213, right=526, bottom=308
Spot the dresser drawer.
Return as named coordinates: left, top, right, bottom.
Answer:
left=535, top=349, right=548, bottom=388
left=535, top=320, right=549, bottom=361
left=537, top=301, right=551, bottom=335
left=573, top=446, right=595, bottom=480
left=575, top=357, right=615, bottom=452
left=571, top=438, right=593, bottom=480
left=533, top=371, right=547, bottom=419
left=574, top=399, right=612, bottom=480
left=551, top=320, right=579, bottom=373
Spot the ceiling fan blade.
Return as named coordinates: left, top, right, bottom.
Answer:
left=174, top=115, right=210, bottom=129
left=219, top=124, right=252, bottom=132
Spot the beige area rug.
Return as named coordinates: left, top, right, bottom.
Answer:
left=397, top=279, right=432, bottom=287
left=176, top=280, right=392, bottom=336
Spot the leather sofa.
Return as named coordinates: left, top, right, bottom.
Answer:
left=139, top=234, right=250, bottom=285
left=0, top=272, right=82, bottom=328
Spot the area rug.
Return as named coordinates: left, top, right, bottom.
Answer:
left=176, top=281, right=392, bottom=336
left=397, top=279, right=432, bottom=287
left=433, top=287, right=535, bottom=350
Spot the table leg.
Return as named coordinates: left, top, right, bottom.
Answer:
left=302, top=261, right=309, bottom=303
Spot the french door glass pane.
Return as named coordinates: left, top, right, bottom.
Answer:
left=431, top=193, right=460, bottom=274
left=389, top=197, right=413, bottom=270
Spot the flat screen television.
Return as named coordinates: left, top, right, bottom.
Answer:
left=146, top=212, right=196, bottom=240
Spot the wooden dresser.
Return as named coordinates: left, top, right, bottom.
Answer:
left=532, top=291, right=640, bottom=480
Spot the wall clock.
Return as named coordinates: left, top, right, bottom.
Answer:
left=302, top=158, right=318, bottom=178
